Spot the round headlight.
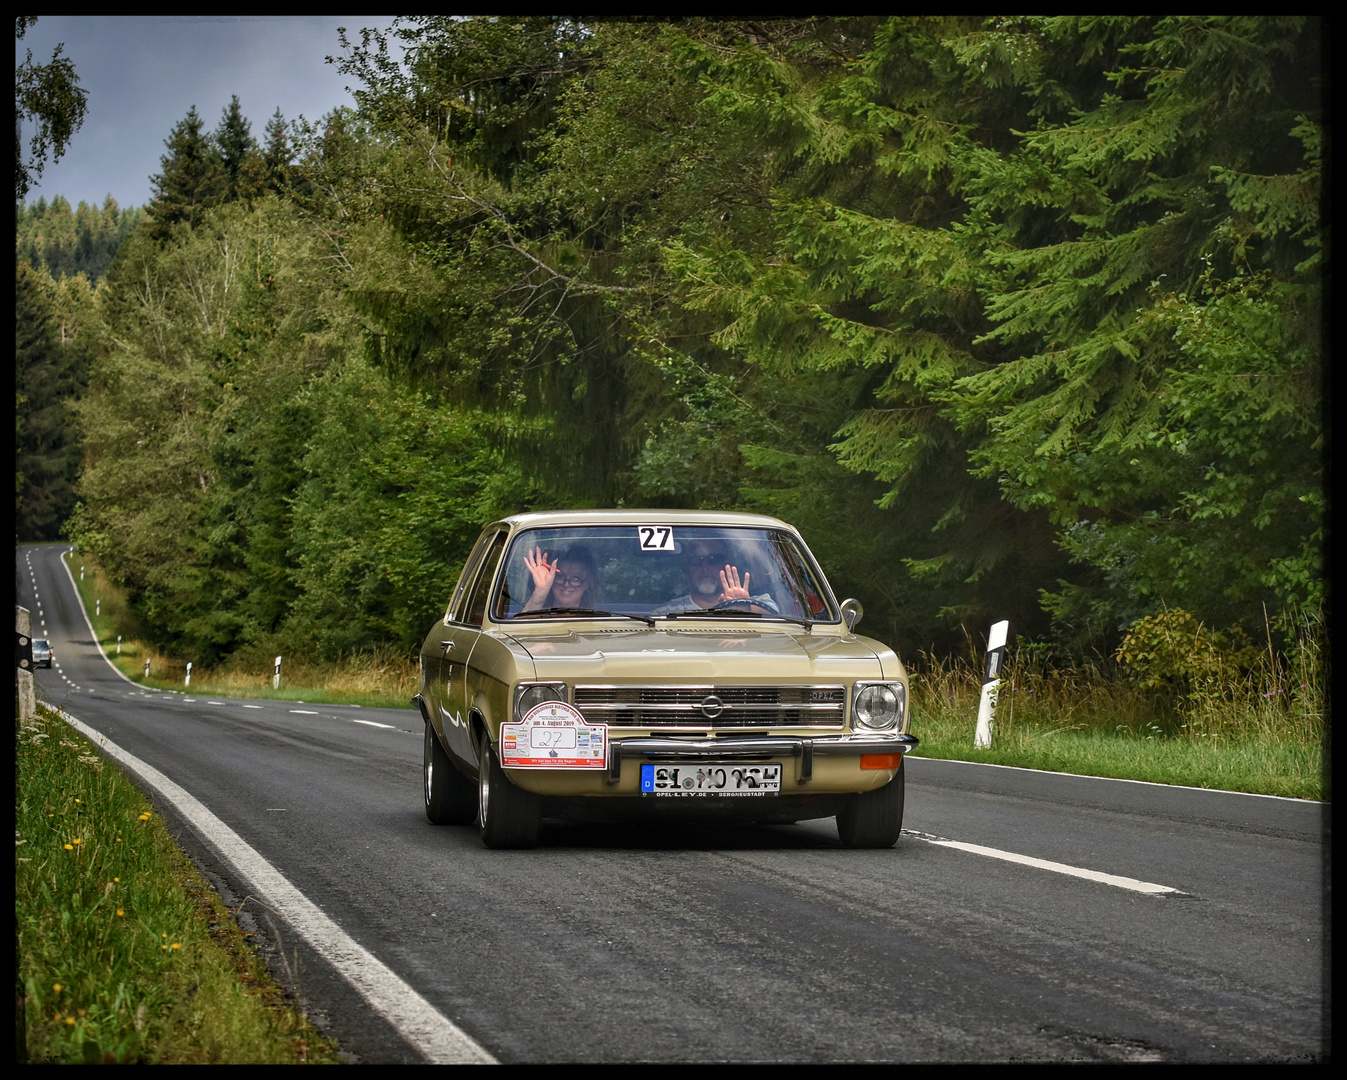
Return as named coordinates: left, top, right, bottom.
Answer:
left=854, top=683, right=904, bottom=730
left=516, top=683, right=567, bottom=718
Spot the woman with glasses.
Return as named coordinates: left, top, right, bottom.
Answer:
left=520, top=545, right=601, bottom=612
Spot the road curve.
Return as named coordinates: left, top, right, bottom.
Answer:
left=17, top=543, right=1327, bottom=1063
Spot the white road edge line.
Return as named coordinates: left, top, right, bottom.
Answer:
left=58, top=547, right=140, bottom=688
left=52, top=705, right=497, bottom=1065
left=905, top=754, right=1310, bottom=802
left=904, top=831, right=1182, bottom=895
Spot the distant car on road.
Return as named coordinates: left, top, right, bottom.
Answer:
left=416, top=509, right=918, bottom=849
left=32, top=638, right=53, bottom=668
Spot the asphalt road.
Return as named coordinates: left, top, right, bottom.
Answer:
left=17, top=543, right=1328, bottom=1063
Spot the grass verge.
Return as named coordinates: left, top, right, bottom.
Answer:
left=16, top=702, right=346, bottom=1064
left=909, top=645, right=1325, bottom=801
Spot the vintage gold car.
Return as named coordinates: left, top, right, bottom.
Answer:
left=415, top=510, right=918, bottom=848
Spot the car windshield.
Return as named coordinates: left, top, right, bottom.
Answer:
left=493, top=525, right=837, bottom=623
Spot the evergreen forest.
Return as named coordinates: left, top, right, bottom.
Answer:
left=15, top=16, right=1324, bottom=673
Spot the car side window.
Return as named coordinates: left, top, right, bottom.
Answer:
left=464, top=532, right=507, bottom=626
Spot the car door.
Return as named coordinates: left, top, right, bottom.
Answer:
left=436, top=529, right=507, bottom=765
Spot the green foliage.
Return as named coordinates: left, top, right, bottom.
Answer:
left=1114, top=608, right=1261, bottom=692
left=280, top=354, right=542, bottom=657
left=61, top=18, right=1324, bottom=672
left=16, top=195, right=143, bottom=281
left=16, top=260, right=92, bottom=539
left=15, top=16, right=89, bottom=200
left=657, top=16, right=1323, bottom=650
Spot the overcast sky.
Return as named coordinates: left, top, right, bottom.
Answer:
left=17, top=15, right=400, bottom=211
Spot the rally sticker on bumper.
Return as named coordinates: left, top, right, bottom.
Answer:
left=501, top=701, right=607, bottom=769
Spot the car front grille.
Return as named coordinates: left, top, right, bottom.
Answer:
left=573, top=684, right=845, bottom=729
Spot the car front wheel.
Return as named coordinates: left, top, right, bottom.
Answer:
left=424, top=723, right=476, bottom=825
left=478, top=738, right=541, bottom=849
left=836, top=763, right=905, bottom=849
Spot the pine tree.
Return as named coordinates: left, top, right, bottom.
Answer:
left=146, top=105, right=225, bottom=239
left=262, top=108, right=292, bottom=192
left=16, top=261, right=89, bottom=539
left=214, top=94, right=256, bottom=200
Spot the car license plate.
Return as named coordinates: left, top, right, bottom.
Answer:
left=640, top=762, right=782, bottom=796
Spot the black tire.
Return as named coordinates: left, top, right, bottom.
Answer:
left=424, top=722, right=476, bottom=825
left=836, top=761, right=905, bottom=849
left=477, top=738, right=541, bottom=849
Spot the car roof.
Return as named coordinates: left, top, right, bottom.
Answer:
left=494, top=509, right=799, bottom=531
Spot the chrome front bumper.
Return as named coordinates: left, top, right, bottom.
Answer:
left=605, top=731, right=919, bottom=784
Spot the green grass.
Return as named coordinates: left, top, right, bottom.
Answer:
left=16, top=702, right=345, bottom=1064
left=908, top=645, right=1325, bottom=801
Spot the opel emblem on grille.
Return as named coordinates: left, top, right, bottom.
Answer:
left=699, top=695, right=725, bottom=720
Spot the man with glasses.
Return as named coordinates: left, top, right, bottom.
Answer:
left=649, top=538, right=779, bottom=617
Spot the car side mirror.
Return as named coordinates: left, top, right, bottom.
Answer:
left=840, top=598, right=863, bottom=631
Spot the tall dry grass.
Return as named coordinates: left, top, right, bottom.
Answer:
left=907, top=622, right=1325, bottom=800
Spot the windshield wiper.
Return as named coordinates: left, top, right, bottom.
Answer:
left=513, top=607, right=655, bottom=626
left=661, top=609, right=815, bottom=630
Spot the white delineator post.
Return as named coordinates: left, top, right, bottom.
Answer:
left=273, top=655, right=282, bottom=690
left=974, top=620, right=1009, bottom=749
left=185, top=662, right=193, bottom=687
left=17, top=606, right=36, bottom=721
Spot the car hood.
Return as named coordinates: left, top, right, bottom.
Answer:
left=501, top=624, right=891, bottom=682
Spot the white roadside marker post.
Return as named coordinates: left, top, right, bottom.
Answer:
left=16, top=606, right=35, bottom=721
left=974, top=620, right=1009, bottom=749
left=185, top=662, right=192, bottom=687
left=273, top=655, right=282, bottom=690
left=144, top=659, right=151, bottom=679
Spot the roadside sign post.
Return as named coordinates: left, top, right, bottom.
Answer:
left=16, top=606, right=35, bottom=722
left=974, top=620, right=1009, bottom=749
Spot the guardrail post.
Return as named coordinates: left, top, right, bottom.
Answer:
left=16, top=606, right=36, bottom=721
left=974, top=620, right=1009, bottom=749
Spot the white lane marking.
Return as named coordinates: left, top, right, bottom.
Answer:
left=353, top=719, right=397, bottom=730
left=904, top=830, right=1183, bottom=895
left=906, top=755, right=1312, bottom=803
left=289, top=709, right=319, bottom=715
left=242, top=705, right=264, bottom=709
left=52, top=706, right=497, bottom=1064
